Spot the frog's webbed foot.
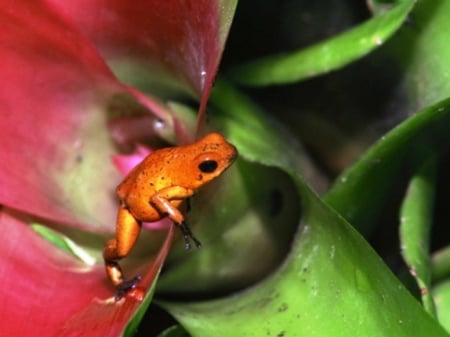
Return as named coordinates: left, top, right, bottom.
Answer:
left=115, top=274, right=142, bottom=301
left=179, top=221, right=202, bottom=249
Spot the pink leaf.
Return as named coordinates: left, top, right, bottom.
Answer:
left=112, top=145, right=152, bottom=176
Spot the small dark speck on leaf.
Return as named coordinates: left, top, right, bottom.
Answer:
left=278, top=303, right=288, bottom=313
left=75, top=154, right=83, bottom=163
left=405, top=14, right=415, bottom=27
left=277, top=331, right=286, bottom=337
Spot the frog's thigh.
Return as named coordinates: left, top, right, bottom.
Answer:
left=150, top=186, right=194, bottom=224
left=124, top=195, right=160, bottom=221
left=116, top=204, right=142, bottom=257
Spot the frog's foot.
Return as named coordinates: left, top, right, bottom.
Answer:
left=179, top=221, right=202, bottom=249
left=115, top=275, right=142, bottom=301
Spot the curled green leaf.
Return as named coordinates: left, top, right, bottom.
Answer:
left=325, top=97, right=450, bottom=232
left=433, top=281, right=450, bottom=333
left=228, top=0, right=414, bottom=86
left=399, top=156, right=437, bottom=317
left=432, top=247, right=450, bottom=283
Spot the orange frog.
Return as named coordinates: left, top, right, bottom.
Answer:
left=103, top=132, right=237, bottom=299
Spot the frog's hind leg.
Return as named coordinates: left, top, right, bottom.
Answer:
left=103, top=204, right=142, bottom=299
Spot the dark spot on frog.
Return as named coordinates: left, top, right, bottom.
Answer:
left=277, top=331, right=286, bottom=337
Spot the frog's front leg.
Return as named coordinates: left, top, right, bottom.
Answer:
left=151, top=186, right=201, bottom=249
left=103, top=204, right=142, bottom=299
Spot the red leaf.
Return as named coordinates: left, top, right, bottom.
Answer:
left=48, top=0, right=236, bottom=131
left=0, top=2, right=167, bottom=230
left=0, top=208, right=174, bottom=336
left=0, top=2, right=118, bottom=227
left=50, top=0, right=221, bottom=96
left=0, top=1, right=236, bottom=334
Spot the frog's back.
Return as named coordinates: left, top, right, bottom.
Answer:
left=116, top=148, right=172, bottom=201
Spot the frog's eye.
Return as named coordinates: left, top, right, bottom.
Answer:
left=198, top=160, right=218, bottom=173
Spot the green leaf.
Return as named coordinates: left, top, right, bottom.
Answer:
left=227, top=0, right=414, bottom=86
left=336, top=0, right=450, bottom=234
left=433, top=281, right=450, bottom=333
left=385, top=0, right=450, bottom=110
left=158, top=81, right=309, bottom=294
left=157, top=159, right=301, bottom=295
left=162, top=185, right=448, bottom=336
left=399, top=156, right=437, bottom=317
left=158, top=81, right=449, bottom=336
left=31, top=224, right=96, bottom=265
left=432, top=246, right=450, bottom=283
left=157, top=325, right=189, bottom=337
left=210, top=79, right=324, bottom=187
left=324, top=97, right=450, bottom=232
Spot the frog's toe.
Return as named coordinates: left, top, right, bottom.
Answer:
left=179, top=221, right=202, bottom=249
left=115, top=274, right=142, bottom=301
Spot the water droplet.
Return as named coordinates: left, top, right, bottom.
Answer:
left=153, top=119, right=165, bottom=130
left=329, top=245, right=336, bottom=259
left=373, top=35, right=383, bottom=46
left=199, top=70, right=207, bottom=88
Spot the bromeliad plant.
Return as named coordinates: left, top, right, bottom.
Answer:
left=2, top=0, right=450, bottom=336
left=0, top=1, right=237, bottom=335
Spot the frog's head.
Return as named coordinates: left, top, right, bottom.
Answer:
left=190, top=132, right=237, bottom=186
